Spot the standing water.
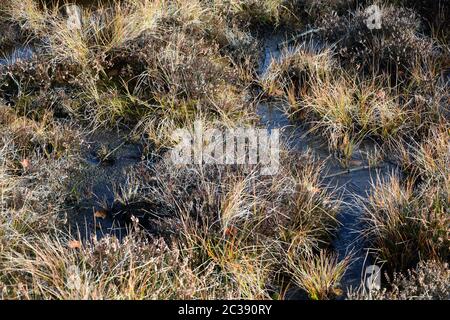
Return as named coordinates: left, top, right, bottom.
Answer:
left=0, top=46, right=34, bottom=66
left=257, top=32, right=397, bottom=294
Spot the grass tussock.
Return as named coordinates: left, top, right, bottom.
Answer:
left=214, top=0, right=304, bottom=29
left=0, top=104, right=80, bottom=264
left=288, top=250, right=350, bottom=300
left=262, top=42, right=334, bottom=98
left=363, top=174, right=449, bottom=271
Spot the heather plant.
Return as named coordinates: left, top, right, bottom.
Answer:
left=262, top=42, right=447, bottom=164
left=348, top=260, right=449, bottom=300
left=318, top=4, right=437, bottom=78
left=0, top=0, right=447, bottom=301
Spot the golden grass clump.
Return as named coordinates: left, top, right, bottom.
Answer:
left=215, top=0, right=301, bottom=28
left=288, top=250, right=350, bottom=300
left=262, top=43, right=334, bottom=98
left=90, top=148, right=343, bottom=299
left=363, top=174, right=449, bottom=271
left=363, top=126, right=449, bottom=272
left=0, top=104, right=81, bottom=283
left=263, top=42, right=447, bottom=166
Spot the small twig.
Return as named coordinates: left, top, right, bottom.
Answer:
left=278, top=28, right=323, bottom=49
left=324, top=164, right=386, bottom=179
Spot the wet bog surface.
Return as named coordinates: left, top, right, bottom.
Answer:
left=0, top=46, right=34, bottom=66
left=258, top=32, right=397, bottom=293
left=325, top=164, right=396, bottom=290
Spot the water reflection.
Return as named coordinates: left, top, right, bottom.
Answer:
left=0, top=46, right=34, bottom=66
